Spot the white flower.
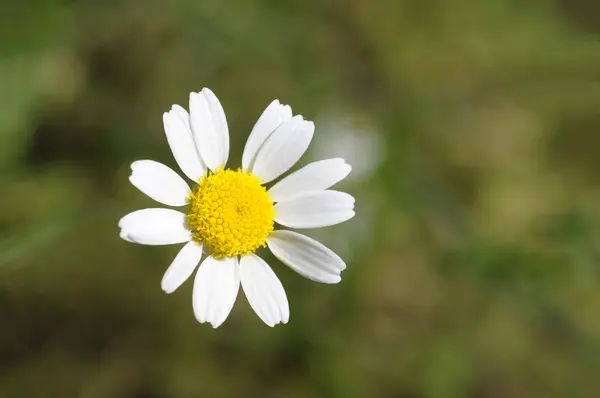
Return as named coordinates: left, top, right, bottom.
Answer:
left=119, top=88, right=354, bottom=328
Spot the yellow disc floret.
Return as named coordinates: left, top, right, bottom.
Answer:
left=187, top=169, right=274, bottom=258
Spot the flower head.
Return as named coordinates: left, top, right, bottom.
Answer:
left=119, top=88, right=354, bottom=327
left=187, top=168, right=274, bottom=257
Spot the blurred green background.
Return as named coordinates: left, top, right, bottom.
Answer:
left=2, top=0, right=600, bottom=397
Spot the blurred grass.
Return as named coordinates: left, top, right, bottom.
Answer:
left=2, top=0, right=600, bottom=397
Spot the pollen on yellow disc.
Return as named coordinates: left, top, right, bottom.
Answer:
left=187, top=169, right=275, bottom=258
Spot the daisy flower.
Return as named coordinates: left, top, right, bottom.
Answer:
left=119, top=88, right=354, bottom=327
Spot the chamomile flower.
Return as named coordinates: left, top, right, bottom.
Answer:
left=119, top=88, right=354, bottom=327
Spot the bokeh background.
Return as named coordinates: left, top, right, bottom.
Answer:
left=2, top=0, right=600, bottom=397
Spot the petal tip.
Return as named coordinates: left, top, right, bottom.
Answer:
left=119, top=231, right=135, bottom=243
left=189, top=91, right=201, bottom=103
left=161, top=284, right=175, bottom=294
left=210, top=320, right=225, bottom=329
left=261, top=318, right=276, bottom=327
left=303, top=120, right=315, bottom=129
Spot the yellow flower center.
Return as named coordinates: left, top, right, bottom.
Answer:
left=187, top=169, right=274, bottom=258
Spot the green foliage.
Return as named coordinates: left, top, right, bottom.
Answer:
left=2, top=0, right=600, bottom=396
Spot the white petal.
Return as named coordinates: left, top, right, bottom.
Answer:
left=192, top=256, right=240, bottom=328
left=267, top=230, right=346, bottom=284
left=274, top=190, right=355, bottom=228
left=118, top=208, right=191, bottom=245
left=161, top=241, right=204, bottom=294
left=242, top=100, right=293, bottom=171
left=163, top=105, right=207, bottom=182
left=129, top=160, right=191, bottom=206
left=240, top=254, right=289, bottom=327
left=268, top=158, right=352, bottom=202
left=252, top=115, right=314, bottom=184
left=203, top=88, right=229, bottom=167
left=189, top=89, right=229, bottom=172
